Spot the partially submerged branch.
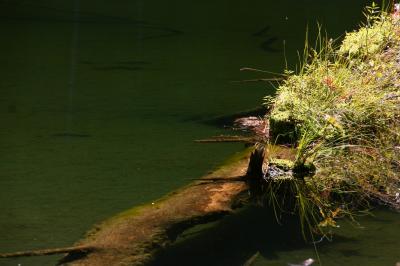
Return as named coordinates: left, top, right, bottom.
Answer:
left=195, top=135, right=258, bottom=143
left=230, top=78, right=283, bottom=83
left=0, top=245, right=96, bottom=258
left=0, top=145, right=296, bottom=265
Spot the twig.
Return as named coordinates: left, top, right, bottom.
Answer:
left=240, top=67, right=286, bottom=76
left=0, top=245, right=96, bottom=258
left=194, top=135, right=258, bottom=143
left=230, top=78, right=283, bottom=83
left=192, top=176, right=246, bottom=184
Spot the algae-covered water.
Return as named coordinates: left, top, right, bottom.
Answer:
left=0, top=1, right=398, bottom=265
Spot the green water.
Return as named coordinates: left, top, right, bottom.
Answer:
left=0, top=1, right=398, bottom=265
left=150, top=207, right=400, bottom=266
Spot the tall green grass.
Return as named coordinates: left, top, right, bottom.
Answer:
left=264, top=3, right=400, bottom=236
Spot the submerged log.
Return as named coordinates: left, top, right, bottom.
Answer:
left=58, top=148, right=256, bottom=266
left=0, top=145, right=294, bottom=265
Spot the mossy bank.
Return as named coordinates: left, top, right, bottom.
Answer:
left=262, top=3, right=400, bottom=233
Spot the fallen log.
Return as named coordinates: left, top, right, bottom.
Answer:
left=57, top=148, right=256, bottom=266
left=0, top=145, right=294, bottom=265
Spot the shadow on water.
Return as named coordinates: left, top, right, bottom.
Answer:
left=50, top=133, right=92, bottom=138
left=149, top=206, right=357, bottom=266
left=252, top=25, right=281, bottom=53
left=0, top=2, right=183, bottom=40
left=80, top=60, right=150, bottom=72
left=91, top=66, right=144, bottom=71
left=252, top=26, right=272, bottom=37
left=260, top=37, right=281, bottom=53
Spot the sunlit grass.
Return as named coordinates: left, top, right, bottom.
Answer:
left=263, top=3, right=400, bottom=236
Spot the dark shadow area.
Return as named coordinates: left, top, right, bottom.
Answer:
left=252, top=25, right=281, bottom=53
left=149, top=206, right=358, bottom=266
left=260, top=37, right=281, bottom=53
left=252, top=25, right=271, bottom=37
left=91, top=66, right=144, bottom=71
left=57, top=250, right=91, bottom=266
left=50, top=133, right=92, bottom=138
left=81, top=60, right=150, bottom=72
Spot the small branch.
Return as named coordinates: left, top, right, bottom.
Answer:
left=193, top=176, right=246, bottom=184
left=0, top=245, right=96, bottom=258
left=239, top=67, right=286, bottom=76
left=230, top=78, right=283, bottom=83
left=194, top=135, right=258, bottom=143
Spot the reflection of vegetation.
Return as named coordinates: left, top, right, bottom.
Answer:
left=263, top=4, right=400, bottom=236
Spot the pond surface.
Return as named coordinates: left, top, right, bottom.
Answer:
left=150, top=207, right=400, bottom=266
left=0, top=0, right=398, bottom=265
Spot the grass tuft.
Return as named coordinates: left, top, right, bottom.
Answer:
left=263, top=3, right=400, bottom=236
